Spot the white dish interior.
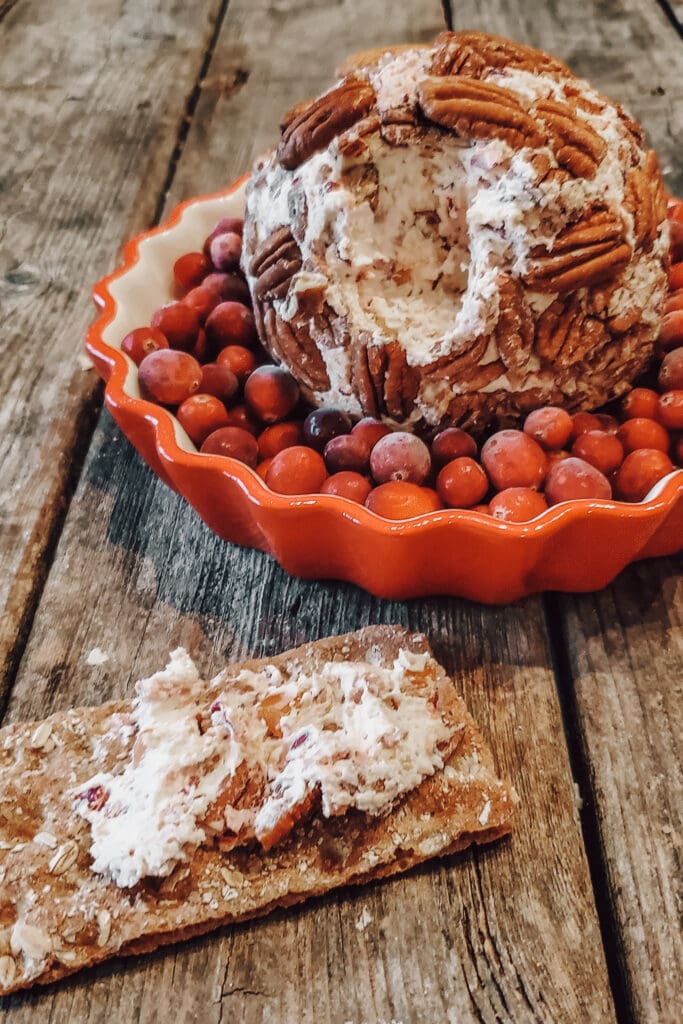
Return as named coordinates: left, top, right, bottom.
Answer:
left=104, top=183, right=248, bottom=453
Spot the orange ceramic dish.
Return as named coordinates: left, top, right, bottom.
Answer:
left=85, top=176, right=683, bottom=603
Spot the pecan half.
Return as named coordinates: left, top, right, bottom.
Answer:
left=528, top=151, right=571, bottom=189
left=422, top=334, right=506, bottom=401
left=494, top=276, right=535, bottom=386
left=381, top=341, right=420, bottom=420
left=350, top=335, right=379, bottom=417
left=533, top=293, right=611, bottom=370
left=417, top=76, right=545, bottom=149
left=336, top=114, right=380, bottom=160
left=530, top=98, right=606, bottom=178
left=429, top=31, right=569, bottom=78
left=277, top=79, right=376, bottom=170
left=534, top=297, right=581, bottom=363
left=249, top=226, right=302, bottom=303
left=351, top=339, right=419, bottom=420
left=524, top=210, right=631, bottom=292
left=625, top=150, right=668, bottom=251
left=262, top=307, right=331, bottom=397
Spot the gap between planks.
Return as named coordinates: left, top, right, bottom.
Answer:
left=0, top=0, right=21, bottom=23
left=543, top=595, right=632, bottom=1024
left=654, top=0, right=683, bottom=35
left=152, top=0, right=232, bottom=227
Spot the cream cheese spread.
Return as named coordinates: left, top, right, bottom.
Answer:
left=75, top=647, right=452, bottom=888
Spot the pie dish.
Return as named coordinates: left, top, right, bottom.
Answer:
left=243, top=32, right=669, bottom=434
left=85, top=173, right=683, bottom=602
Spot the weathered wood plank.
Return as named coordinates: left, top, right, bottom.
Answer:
left=0, top=415, right=616, bottom=1024
left=164, top=0, right=448, bottom=208
left=441, top=0, right=683, bottom=1018
left=446, top=0, right=683, bottom=195
left=0, top=0, right=226, bottom=708
left=0, top=0, right=618, bottom=1016
left=550, top=561, right=683, bottom=1024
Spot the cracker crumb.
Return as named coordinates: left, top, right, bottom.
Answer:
left=86, top=648, right=109, bottom=667
left=30, top=723, right=52, bottom=750
left=355, top=907, right=373, bottom=931
left=76, top=353, right=95, bottom=372
left=34, top=832, right=58, bottom=850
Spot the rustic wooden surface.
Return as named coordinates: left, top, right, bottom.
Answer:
left=0, top=0, right=681, bottom=1022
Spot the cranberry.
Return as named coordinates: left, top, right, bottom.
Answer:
left=436, top=458, right=489, bottom=508
left=431, top=427, right=477, bottom=466
left=204, top=216, right=245, bottom=254
left=138, top=350, right=202, bottom=405
left=657, top=390, right=683, bottom=430
left=303, top=408, right=354, bottom=452
left=366, top=482, right=442, bottom=519
left=351, top=417, right=392, bottom=450
left=216, top=345, right=258, bottom=381
left=177, top=394, right=230, bottom=446
left=324, top=434, right=371, bottom=474
left=614, top=449, right=674, bottom=502
left=210, top=232, right=242, bottom=272
left=258, top=422, right=304, bottom=459
left=480, top=430, right=547, bottom=490
left=570, top=412, right=604, bottom=440
left=659, top=348, right=683, bottom=391
left=622, top=387, right=660, bottom=420
left=200, top=426, right=258, bottom=466
left=489, top=488, right=548, bottom=523
left=199, top=363, right=239, bottom=404
left=571, top=431, right=624, bottom=475
left=151, top=302, right=200, bottom=351
left=183, top=285, right=221, bottom=324
left=370, top=432, right=432, bottom=485
left=121, top=327, right=169, bottom=365
left=205, top=301, right=257, bottom=352
left=321, top=471, right=372, bottom=503
left=617, top=418, right=670, bottom=454
left=544, top=457, right=612, bottom=504
left=173, top=251, right=211, bottom=292
left=202, top=272, right=251, bottom=306
left=523, top=407, right=573, bottom=450
left=265, top=446, right=327, bottom=495
left=244, top=366, right=300, bottom=423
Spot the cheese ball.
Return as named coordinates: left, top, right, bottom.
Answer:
left=243, top=31, right=669, bottom=434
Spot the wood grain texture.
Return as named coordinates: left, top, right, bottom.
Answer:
left=0, top=416, right=616, bottom=1024
left=0, top=0, right=618, bottom=1018
left=164, top=0, right=448, bottom=210
left=0, top=0, right=226, bottom=707
left=445, top=0, right=683, bottom=195
left=441, top=1, right=683, bottom=1017
left=550, top=560, right=683, bottom=1024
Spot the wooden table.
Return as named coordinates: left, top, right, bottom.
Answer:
left=1, top=1, right=681, bottom=1021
